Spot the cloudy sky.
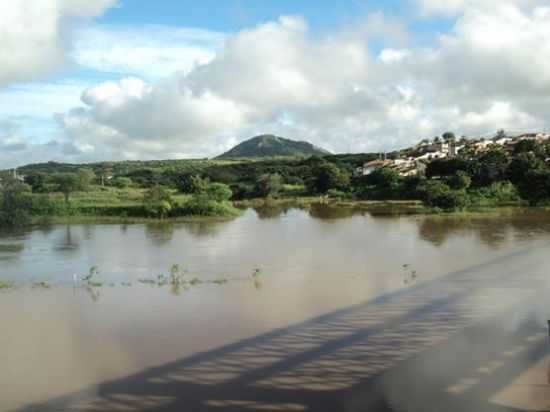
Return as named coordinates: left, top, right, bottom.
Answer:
left=1, top=0, right=550, bottom=167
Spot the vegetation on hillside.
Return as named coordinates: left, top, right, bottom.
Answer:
left=216, top=135, right=331, bottom=159
left=3, top=132, right=550, bottom=228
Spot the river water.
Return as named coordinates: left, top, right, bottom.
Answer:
left=1, top=205, right=550, bottom=411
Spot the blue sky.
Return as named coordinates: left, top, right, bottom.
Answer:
left=1, top=0, right=549, bottom=167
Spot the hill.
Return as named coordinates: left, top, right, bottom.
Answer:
left=216, top=135, right=331, bottom=159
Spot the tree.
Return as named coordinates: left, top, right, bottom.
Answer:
left=177, top=174, right=209, bottom=194
left=506, top=152, right=543, bottom=185
left=442, top=131, right=456, bottom=142
left=52, top=173, right=80, bottom=203
left=112, top=177, right=133, bottom=189
left=473, top=149, right=509, bottom=186
left=418, top=180, right=468, bottom=210
left=255, top=173, right=283, bottom=198
left=308, top=162, right=350, bottom=194
left=513, top=139, right=537, bottom=154
left=24, top=172, right=48, bottom=193
left=365, top=167, right=401, bottom=189
left=77, top=168, right=95, bottom=191
left=205, top=183, right=232, bottom=202
left=0, top=177, right=32, bottom=227
left=520, top=169, right=550, bottom=205
left=447, top=171, right=471, bottom=190
left=426, top=158, right=470, bottom=178
left=143, top=186, right=173, bottom=219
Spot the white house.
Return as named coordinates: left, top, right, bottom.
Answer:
left=360, top=160, right=393, bottom=175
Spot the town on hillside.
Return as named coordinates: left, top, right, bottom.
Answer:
left=356, top=130, right=550, bottom=178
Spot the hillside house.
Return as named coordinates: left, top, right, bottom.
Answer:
left=359, top=160, right=393, bottom=176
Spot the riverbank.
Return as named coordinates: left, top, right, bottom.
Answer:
left=26, top=197, right=550, bottom=225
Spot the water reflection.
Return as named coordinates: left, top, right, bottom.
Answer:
left=54, top=225, right=79, bottom=252
left=182, top=221, right=224, bottom=238
left=308, top=203, right=357, bottom=220
left=253, top=204, right=292, bottom=219
left=416, top=209, right=550, bottom=248
left=145, top=222, right=175, bottom=246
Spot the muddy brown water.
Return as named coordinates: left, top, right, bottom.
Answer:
left=1, top=206, right=550, bottom=411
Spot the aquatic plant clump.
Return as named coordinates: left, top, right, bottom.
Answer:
left=0, top=264, right=265, bottom=297
left=0, top=244, right=24, bottom=253
left=0, top=280, right=14, bottom=290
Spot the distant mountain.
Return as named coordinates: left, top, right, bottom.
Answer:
left=216, top=135, right=331, bottom=159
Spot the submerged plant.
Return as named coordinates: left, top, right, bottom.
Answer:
left=0, top=244, right=24, bottom=253
left=189, top=277, right=202, bottom=286
left=169, top=264, right=186, bottom=285
left=83, top=265, right=99, bottom=282
left=85, top=286, right=101, bottom=302
left=32, top=281, right=51, bottom=289
left=402, top=264, right=420, bottom=285
left=138, top=278, right=157, bottom=285
left=212, top=277, right=228, bottom=285
left=0, top=280, right=14, bottom=290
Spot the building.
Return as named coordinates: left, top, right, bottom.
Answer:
left=359, top=160, right=393, bottom=176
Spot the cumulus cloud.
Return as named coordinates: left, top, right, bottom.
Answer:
left=8, top=2, right=550, bottom=165
left=416, top=0, right=543, bottom=17
left=58, top=15, right=410, bottom=159
left=0, top=0, right=116, bottom=87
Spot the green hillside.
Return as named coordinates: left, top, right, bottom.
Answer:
left=216, top=135, right=331, bottom=159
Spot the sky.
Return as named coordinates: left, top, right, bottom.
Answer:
left=1, top=0, right=550, bottom=167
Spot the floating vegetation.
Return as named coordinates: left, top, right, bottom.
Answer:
left=138, top=278, right=157, bottom=285
left=32, top=281, right=51, bottom=289
left=402, top=264, right=420, bottom=286
left=0, top=265, right=264, bottom=295
left=0, top=280, right=14, bottom=290
left=169, top=264, right=186, bottom=285
left=0, top=244, right=24, bottom=253
left=83, top=266, right=99, bottom=282
left=251, top=268, right=263, bottom=290
left=189, top=277, right=202, bottom=286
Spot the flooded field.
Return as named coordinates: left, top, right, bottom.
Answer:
left=2, top=206, right=550, bottom=411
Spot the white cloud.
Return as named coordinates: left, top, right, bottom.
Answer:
left=378, top=48, right=411, bottom=64
left=416, top=0, right=543, bottom=17
left=51, top=8, right=550, bottom=161
left=71, top=24, right=224, bottom=78
left=0, top=0, right=117, bottom=88
left=7, top=3, right=550, bottom=166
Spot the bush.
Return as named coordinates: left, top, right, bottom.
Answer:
left=418, top=180, right=468, bottom=210
left=143, top=186, right=173, bottom=218
left=254, top=173, right=283, bottom=198
left=175, top=197, right=238, bottom=217
left=177, top=174, right=209, bottom=194
left=469, top=181, right=520, bottom=206
left=447, top=171, right=471, bottom=190
left=205, top=183, right=232, bottom=202
left=0, top=178, right=33, bottom=227
left=307, top=162, right=350, bottom=194
left=111, top=177, right=133, bottom=189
